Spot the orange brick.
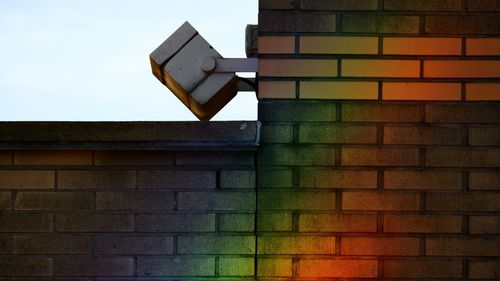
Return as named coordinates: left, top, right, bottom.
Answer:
left=467, top=38, right=500, bottom=56
left=300, top=36, right=378, bottom=54
left=342, top=59, right=420, bottom=78
left=258, top=81, right=296, bottom=99
left=13, top=151, right=92, bottom=166
left=0, top=152, right=12, bottom=165
left=384, top=259, right=462, bottom=278
left=341, top=237, right=420, bottom=256
left=342, top=191, right=420, bottom=211
left=259, top=59, right=338, bottom=77
left=384, top=38, right=462, bottom=55
left=258, top=36, right=295, bottom=54
left=258, top=236, right=335, bottom=254
left=299, top=259, right=378, bottom=278
left=426, top=237, right=500, bottom=256
left=299, top=213, right=377, bottom=232
left=384, top=215, right=462, bottom=233
left=383, top=82, right=461, bottom=101
left=384, top=171, right=461, bottom=190
left=257, top=258, right=292, bottom=277
left=342, top=147, right=419, bottom=167
left=424, top=60, right=500, bottom=78
left=466, top=83, right=500, bottom=101
left=300, top=81, right=378, bottom=100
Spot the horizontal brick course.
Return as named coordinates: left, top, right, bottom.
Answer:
left=0, top=257, right=52, bottom=276
left=260, top=101, right=336, bottom=122
left=299, top=213, right=377, bottom=232
left=135, top=214, right=215, bottom=232
left=94, top=151, right=174, bottom=166
left=426, top=237, right=500, bottom=256
left=383, top=38, right=462, bottom=55
left=342, top=147, right=419, bottom=166
left=95, top=235, right=173, bottom=254
left=343, top=14, right=419, bottom=34
left=260, top=124, right=293, bottom=143
left=258, top=168, right=293, bottom=188
left=467, top=38, right=500, bottom=55
left=300, top=81, right=379, bottom=100
left=259, top=0, right=294, bottom=10
left=300, top=36, right=378, bottom=54
left=341, top=237, right=420, bottom=256
left=469, top=172, right=500, bottom=190
left=259, top=145, right=336, bottom=166
left=55, top=257, right=134, bottom=276
left=384, top=215, right=462, bottom=233
left=176, top=151, right=254, bottom=166
left=469, top=260, right=500, bottom=279
left=259, top=59, right=338, bottom=77
left=259, top=11, right=336, bottom=32
left=258, top=36, right=295, bottom=54
left=343, top=59, right=420, bottom=78
left=424, top=60, right=500, bottom=78
left=342, top=191, right=420, bottom=211
left=178, top=191, right=255, bottom=211
left=13, top=150, right=92, bottom=166
left=138, top=170, right=216, bottom=189
left=0, top=236, right=10, bottom=254
left=298, top=259, right=378, bottom=278
left=258, top=236, right=335, bottom=254
left=259, top=191, right=336, bottom=210
left=219, top=214, right=254, bottom=232
left=0, top=213, right=52, bottom=232
left=257, top=212, right=293, bottom=231
left=426, top=15, right=500, bottom=35
left=219, top=257, right=254, bottom=276
left=0, top=192, right=10, bottom=210
left=470, top=216, right=500, bottom=234
left=178, top=235, right=255, bottom=254
left=384, top=259, right=463, bottom=278
left=15, top=192, right=91, bottom=210
left=0, top=170, right=54, bottom=189
left=301, top=0, right=378, bottom=10
left=426, top=103, right=500, bottom=123
left=384, top=126, right=462, bottom=145
left=96, top=191, right=175, bottom=211
left=383, top=82, right=462, bottom=101
left=137, top=257, right=214, bottom=277
left=466, top=83, right=500, bottom=101
left=385, top=0, right=462, bottom=11
left=58, top=170, right=135, bottom=189
left=257, top=258, right=292, bottom=277
left=384, top=171, right=462, bottom=190
left=469, top=127, right=500, bottom=145
left=426, top=148, right=500, bottom=167
left=220, top=170, right=255, bottom=189
left=56, top=213, right=134, bottom=232
left=342, top=103, right=420, bottom=122
left=299, top=169, right=377, bottom=189
left=13, top=234, right=90, bottom=254
left=426, top=192, right=500, bottom=212
left=258, top=81, right=296, bottom=99
left=0, top=152, right=11, bottom=165
left=299, top=124, right=377, bottom=144
left=467, top=0, right=500, bottom=11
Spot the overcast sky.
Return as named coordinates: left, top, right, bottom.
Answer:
left=0, top=0, right=258, bottom=121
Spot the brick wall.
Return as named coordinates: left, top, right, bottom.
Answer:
left=257, top=0, right=500, bottom=280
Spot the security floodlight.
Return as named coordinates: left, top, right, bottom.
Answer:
left=150, top=22, right=258, bottom=121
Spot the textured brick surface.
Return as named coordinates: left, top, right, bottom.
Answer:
left=260, top=101, right=336, bottom=122
left=426, top=192, right=500, bottom=212
left=299, top=169, right=377, bottom=189
left=342, top=103, right=420, bottom=122
left=259, top=59, right=338, bottom=77
left=467, top=38, right=500, bottom=55
left=178, top=235, right=255, bottom=254
left=15, top=192, right=91, bottom=210
left=469, top=172, right=500, bottom=190
left=257, top=258, right=292, bottom=277
left=135, top=214, right=215, bottom=232
left=0, top=192, right=10, bottom=210
left=178, top=191, right=255, bottom=211
left=258, top=36, right=295, bottom=54
left=469, top=216, right=500, bottom=234
left=383, top=83, right=461, bottom=101
left=384, top=259, right=463, bottom=278
left=56, top=214, right=134, bottom=232
left=219, top=214, right=254, bottom=232
left=469, top=260, right=500, bottom=279
left=257, top=212, right=293, bottom=231
left=426, top=15, right=500, bottom=35
left=138, top=170, right=216, bottom=189
left=426, top=148, right=500, bottom=167
left=468, top=0, right=500, bottom=11
left=301, top=0, right=377, bottom=10
left=259, top=191, right=336, bottom=210
left=259, top=145, right=336, bottom=166
left=259, top=0, right=294, bottom=9
left=299, top=259, right=378, bottom=277
left=466, top=83, right=500, bottom=101
left=342, top=191, right=420, bottom=211
left=469, top=127, right=500, bottom=145
left=300, top=81, right=378, bottom=100
left=259, top=11, right=336, bottom=32
left=220, top=170, right=255, bottom=188
left=13, top=150, right=92, bottom=165
left=0, top=213, right=52, bottom=232
left=425, top=60, right=500, bottom=78
left=0, top=170, right=54, bottom=189
left=299, top=125, right=377, bottom=144
left=426, top=104, right=500, bottom=123
left=343, top=14, right=419, bottom=34
left=341, top=237, right=420, bottom=256
left=258, top=168, right=293, bottom=188
left=260, top=124, right=293, bottom=143
left=384, top=171, right=461, bottom=190
left=341, top=147, right=419, bottom=166
left=384, top=215, right=462, bottom=233
left=58, top=170, right=135, bottom=189
left=176, top=151, right=254, bottom=166
left=96, top=191, right=175, bottom=211
left=0, top=257, right=52, bottom=276
left=385, top=0, right=462, bottom=11
left=384, top=126, right=461, bottom=145
left=55, top=257, right=134, bottom=276
left=384, top=38, right=462, bottom=55
left=219, top=257, right=254, bottom=276
left=426, top=237, right=500, bottom=256
left=137, top=257, right=215, bottom=276
left=258, top=236, right=335, bottom=254
left=95, top=235, right=173, bottom=254
left=258, top=81, right=296, bottom=99
left=300, top=36, right=378, bottom=54
left=299, top=213, right=377, bottom=232
left=342, top=59, right=420, bottom=78
left=94, top=151, right=174, bottom=165
left=13, top=234, right=90, bottom=254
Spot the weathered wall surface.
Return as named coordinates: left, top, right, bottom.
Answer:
left=257, top=0, right=500, bottom=279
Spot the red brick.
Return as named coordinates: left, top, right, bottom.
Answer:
left=299, top=213, right=377, bottom=232
left=467, top=0, right=500, bottom=11
left=341, top=237, right=420, bottom=256
left=13, top=150, right=92, bottom=165
left=343, top=14, right=419, bottom=34
left=258, top=81, right=296, bottom=99
left=424, top=60, right=500, bottom=78
left=138, top=170, right=216, bottom=189
left=383, top=82, right=461, bottom=101
left=426, top=103, right=500, bottom=123
left=469, top=127, right=500, bottom=146
left=259, top=191, right=336, bottom=210
left=384, top=126, right=461, bottom=145
left=384, top=215, right=462, bottom=233
left=301, top=0, right=378, bottom=10
left=385, top=0, right=462, bottom=11
left=58, top=170, right=135, bottom=189
left=94, top=151, right=174, bottom=165
left=343, top=59, right=420, bottom=78
left=299, top=124, right=377, bottom=144
left=342, top=103, right=420, bottom=123
left=135, top=214, right=215, bottom=232
left=55, top=257, right=134, bottom=276
left=96, top=191, right=175, bottom=211
left=178, top=235, right=255, bottom=254
left=384, top=38, right=461, bottom=55
left=426, top=148, right=500, bottom=168
left=56, top=213, right=134, bottom=232
left=469, top=260, right=500, bottom=279
left=258, top=236, right=335, bottom=254
left=467, top=38, right=500, bottom=55
left=342, top=191, right=420, bottom=211
left=299, top=259, right=378, bottom=278
left=137, top=257, right=215, bottom=277
left=300, top=36, right=378, bottom=54
left=384, top=259, right=463, bottom=278
left=426, top=15, right=500, bottom=35
left=258, top=36, right=295, bottom=54
left=469, top=216, right=500, bottom=234
left=342, top=147, right=419, bottom=167
left=257, top=212, right=293, bottom=231
left=259, top=59, right=338, bottom=77
left=384, top=171, right=462, bottom=190
left=426, top=237, right=500, bottom=256
left=0, top=151, right=12, bottom=165
left=466, top=83, right=500, bottom=101
left=257, top=258, right=292, bottom=277
left=0, top=257, right=52, bottom=276
left=13, top=234, right=90, bottom=254
left=299, top=169, right=377, bottom=189
left=426, top=192, right=500, bottom=212
left=95, top=235, right=173, bottom=254
left=0, top=213, right=52, bottom=232
left=300, top=81, right=378, bottom=100
left=15, top=192, right=91, bottom=210
left=469, top=172, right=500, bottom=190
left=0, top=170, right=54, bottom=189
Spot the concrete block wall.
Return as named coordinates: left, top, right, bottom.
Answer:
left=257, top=0, right=500, bottom=279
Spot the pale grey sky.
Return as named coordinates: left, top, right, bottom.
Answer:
left=0, top=0, right=258, bottom=121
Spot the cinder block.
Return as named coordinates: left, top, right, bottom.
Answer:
left=258, top=36, right=295, bottom=54
left=341, top=237, right=420, bottom=256
left=137, top=257, right=214, bottom=277
left=385, top=0, right=462, bottom=11
left=135, top=214, right=215, bottom=232
left=178, top=235, right=255, bottom=254
left=58, top=170, right=136, bottom=189
left=15, top=192, right=91, bottom=211
left=55, top=257, right=134, bottom=276
left=299, top=169, right=377, bottom=189
left=0, top=192, right=10, bottom=210
left=0, top=170, right=54, bottom=189
left=342, top=191, right=420, bottom=211
left=469, top=172, right=500, bottom=190
left=426, top=148, right=500, bottom=167
left=220, top=170, right=255, bottom=189
left=384, top=171, right=462, bottom=190
left=94, top=151, right=175, bottom=166
left=178, top=191, right=255, bottom=211
left=96, top=191, right=175, bottom=211
left=259, top=11, right=336, bottom=32
left=467, top=38, right=500, bottom=55
left=0, top=257, right=52, bottom=276
left=258, top=145, right=336, bottom=166
left=258, top=236, right=335, bottom=254
left=426, top=15, right=500, bottom=34
left=469, top=127, right=500, bottom=145
left=426, top=237, right=500, bottom=256
left=426, top=104, right=500, bottom=123
left=299, top=213, right=377, bottom=232
left=13, top=150, right=92, bottom=165
left=259, top=59, right=338, bottom=77
left=258, top=81, right=296, bottom=99
left=424, top=60, right=500, bottom=78
left=384, top=215, right=462, bottom=233
left=301, top=0, right=377, bottom=10
left=383, top=82, right=461, bottom=101
left=300, top=81, right=378, bottom=100
left=298, top=259, right=378, bottom=278
left=259, top=101, right=337, bottom=122
left=342, top=59, right=420, bottom=78
left=56, top=214, right=134, bottom=232
left=257, top=258, right=292, bottom=277
left=260, top=124, right=293, bottom=143
left=258, top=191, right=336, bottom=210
left=469, top=260, right=500, bottom=279
left=299, top=124, right=377, bottom=144
left=258, top=168, right=293, bottom=188
left=384, top=259, right=463, bottom=278
left=0, top=213, right=52, bottom=232
left=341, top=103, right=420, bottom=122
left=219, top=257, right=254, bottom=276
left=342, top=14, right=419, bottom=34
left=95, top=235, right=173, bottom=254
left=138, top=170, right=216, bottom=189
left=466, top=83, right=500, bottom=101
left=426, top=192, right=500, bottom=212
left=384, top=126, right=461, bottom=145
left=470, top=216, right=500, bottom=234
left=13, top=234, right=90, bottom=254
left=300, top=36, right=378, bottom=54
left=219, top=214, right=254, bottom=232
left=175, top=151, right=254, bottom=166
left=257, top=212, right=293, bottom=231
left=341, top=147, right=419, bottom=166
